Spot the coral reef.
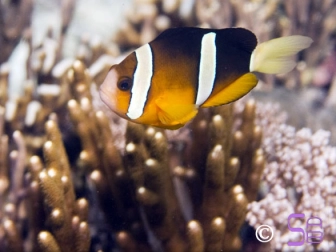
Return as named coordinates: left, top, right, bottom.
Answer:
left=0, top=0, right=335, bottom=252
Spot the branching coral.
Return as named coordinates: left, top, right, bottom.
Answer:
left=67, top=94, right=265, bottom=251
left=167, top=103, right=265, bottom=251
left=30, top=122, right=89, bottom=252
left=246, top=101, right=336, bottom=251
left=0, top=117, right=90, bottom=251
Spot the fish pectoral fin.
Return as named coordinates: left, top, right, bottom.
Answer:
left=156, top=100, right=198, bottom=127
left=201, top=73, right=258, bottom=108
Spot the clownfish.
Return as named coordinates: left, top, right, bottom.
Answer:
left=100, top=27, right=312, bottom=129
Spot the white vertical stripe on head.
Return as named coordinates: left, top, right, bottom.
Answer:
left=127, top=44, right=153, bottom=119
left=196, top=32, right=217, bottom=106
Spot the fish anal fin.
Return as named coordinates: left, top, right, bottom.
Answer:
left=202, top=73, right=258, bottom=108
left=156, top=100, right=198, bottom=128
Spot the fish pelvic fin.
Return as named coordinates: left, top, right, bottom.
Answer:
left=156, top=99, right=198, bottom=129
left=201, top=73, right=258, bottom=108
left=249, top=35, right=313, bottom=74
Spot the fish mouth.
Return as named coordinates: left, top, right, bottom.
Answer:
left=99, top=86, right=128, bottom=120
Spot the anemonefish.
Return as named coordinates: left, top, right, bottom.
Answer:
left=100, top=27, right=312, bottom=129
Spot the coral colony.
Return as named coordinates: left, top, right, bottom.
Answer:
left=1, top=0, right=336, bottom=251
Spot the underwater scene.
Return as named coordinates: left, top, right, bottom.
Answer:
left=0, top=0, right=335, bottom=251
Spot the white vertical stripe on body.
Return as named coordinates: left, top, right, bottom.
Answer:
left=196, top=32, right=217, bottom=106
left=127, top=44, right=153, bottom=119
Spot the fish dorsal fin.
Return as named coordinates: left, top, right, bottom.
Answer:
left=154, top=27, right=193, bottom=42
left=217, top=28, right=258, bottom=54
left=156, top=98, right=198, bottom=128
left=201, top=73, right=258, bottom=107
left=154, top=27, right=257, bottom=50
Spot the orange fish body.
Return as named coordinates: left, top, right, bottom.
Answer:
left=100, top=27, right=312, bottom=129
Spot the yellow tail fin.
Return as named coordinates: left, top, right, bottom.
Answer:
left=249, top=35, right=313, bottom=74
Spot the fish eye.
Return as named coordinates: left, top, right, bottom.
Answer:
left=117, top=78, right=132, bottom=91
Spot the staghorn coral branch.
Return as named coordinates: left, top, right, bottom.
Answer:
left=186, top=220, right=204, bottom=252
left=37, top=231, right=61, bottom=252
left=0, top=66, right=9, bottom=106
left=206, top=217, right=225, bottom=251
left=0, top=106, right=9, bottom=206
left=3, top=219, right=24, bottom=252
left=8, top=131, right=26, bottom=207
left=0, top=0, right=33, bottom=64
